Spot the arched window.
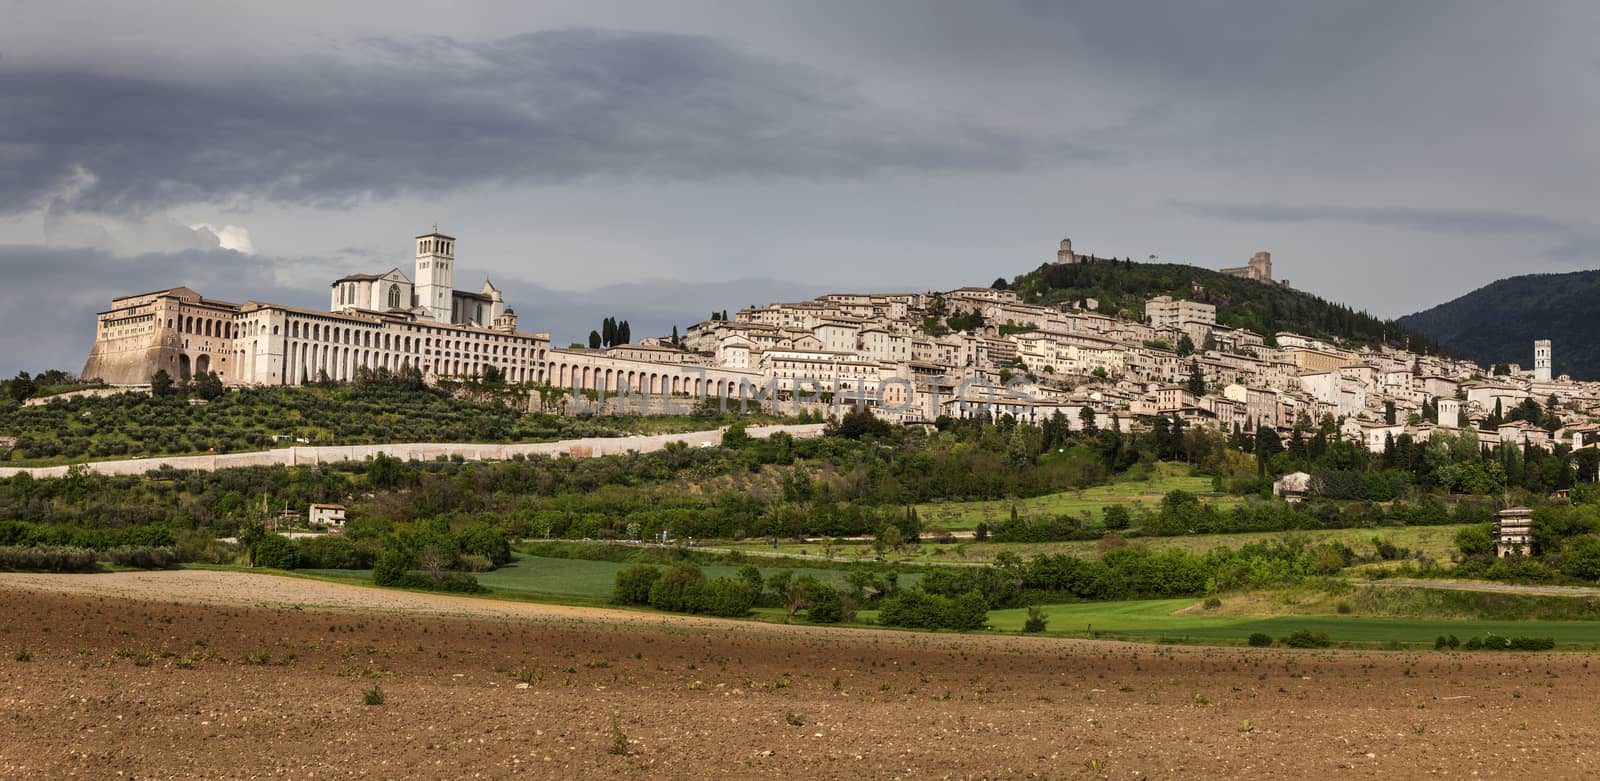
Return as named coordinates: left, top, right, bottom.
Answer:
left=388, top=285, right=401, bottom=309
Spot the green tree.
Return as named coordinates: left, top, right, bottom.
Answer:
left=943, top=590, right=989, bottom=631
left=7, top=372, right=35, bottom=402
left=1186, top=360, right=1206, bottom=397
left=1563, top=536, right=1600, bottom=581
left=806, top=584, right=853, bottom=623
left=192, top=371, right=225, bottom=400
left=589, top=330, right=602, bottom=349
left=648, top=562, right=706, bottom=612
left=1102, top=504, right=1131, bottom=530
left=696, top=577, right=756, bottom=617
left=251, top=534, right=297, bottom=569
left=1454, top=523, right=1495, bottom=557
left=1022, top=605, right=1049, bottom=633
left=613, top=564, right=662, bottom=605
left=149, top=369, right=174, bottom=397
left=372, top=549, right=410, bottom=586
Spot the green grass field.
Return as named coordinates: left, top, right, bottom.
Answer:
left=914, top=470, right=1239, bottom=531
left=304, top=554, right=899, bottom=602
left=982, top=599, right=1600, bottom=647
left=720, top=524, right=1469, bottom=566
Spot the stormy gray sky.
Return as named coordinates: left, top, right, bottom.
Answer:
left=1, top=1, right=1596, bottom=374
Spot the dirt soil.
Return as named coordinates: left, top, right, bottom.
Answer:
left=2, top=571, right=1598, bottom=779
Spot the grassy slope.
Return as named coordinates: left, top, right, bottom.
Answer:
left=983, top=599, right=1600, bottom=646
left=915, top=473, right=1235, bottom=531
left=721, top=525, right=1470, bottom=566
left=304, top=554, right=916, bottom=602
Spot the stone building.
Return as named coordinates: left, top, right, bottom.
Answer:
left=82, top=230, right=551, bottom=386
left=1055, top=238, right=1078, bottom=265
left=1220, top=251, right=1274, bottom=283
left=1534, top=339, right=1552, bottom=383
left=1495, top=507, right=1534, bottom=557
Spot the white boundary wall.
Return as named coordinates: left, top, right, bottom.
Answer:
left=0, top=424, right=825, bottom=479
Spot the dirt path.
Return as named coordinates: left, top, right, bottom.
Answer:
left=3, top=570, right=1599, bottom=779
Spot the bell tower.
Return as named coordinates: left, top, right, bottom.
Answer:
left=415, top=230, right=455, bottom=322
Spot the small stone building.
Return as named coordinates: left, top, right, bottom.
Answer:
left=1272, top=471, right=1312, bottom=503
left=1495, top=507, right=1534, bottom=557
left=309, top=503, right=347, bottom=529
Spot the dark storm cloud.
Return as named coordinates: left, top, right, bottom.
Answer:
left=1171, top=200, right=1576, bottom=237
left=0, top=29, right=1090, bottom=215
left=0, top=245, right=326, bottom=373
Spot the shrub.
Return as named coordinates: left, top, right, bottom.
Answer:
left=877, top=590, right=943, bottom=629
left=613, top=564, right=662, bottom=606
left=943, top=590, right=990, bottom=631
left=696, top=577, right=756, bottom=617
left=294, top=535, right=376, bottom=569
left=251, top=534, right=298, bottom=569
left=372, top=550, right=411, bottom=586
left=648, top=563, right=706, bottom=613
left=459, top=554, right=495, bottom=573
left=1281, top=629, right=1332, bottom=648
left=1203, top=597, right=1222, bottom=610
left=878, top=589, right=988, bottom=631
left=1022, top=605, right=1049, bottom=634
left=102, top=546, right=179, bottom=569
left=1247, top=632, right=1273, bottom=647
left=0, top=546, right=99, bottom=572
left=805, top=583, right=855, bottom=624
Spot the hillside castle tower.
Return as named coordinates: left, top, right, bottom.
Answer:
left=1220, top=251, right=1273, bottom=283
left=1055, top=238, right=1078, bottom=265
left=1534, top=339, right=1552, bottom=383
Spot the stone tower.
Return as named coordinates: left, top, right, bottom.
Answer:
left=1249, top=251, right=1272, bottom=282
left=1056, top=238, right=1077, bottom=265
left=1437, top=397, right=1460, bottom=429
left=414, top=230, right=456, bottom=322
left=1534, top=339, right=1552, bottom=383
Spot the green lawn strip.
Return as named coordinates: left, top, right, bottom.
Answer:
left=916, top=473, right=1229, bottom=531
left=985, top=599, right=1600, bottom=647
left=302, top=554, right=903, bottom=603
left=718, top=525, right=1469, bottom=565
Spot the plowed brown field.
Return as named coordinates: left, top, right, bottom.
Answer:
left=1, top=571, right=1597, bottom=779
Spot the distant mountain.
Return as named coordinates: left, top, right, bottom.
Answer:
left=1397, top=270, right=1600, bottom=380
left=1004, top=260, right=1447, bottom=354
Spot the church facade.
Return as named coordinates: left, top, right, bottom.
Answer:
left=81, top=231, right=551, bottom=386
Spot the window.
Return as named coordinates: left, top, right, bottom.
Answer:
left=388, top=285, right=401, bottom=308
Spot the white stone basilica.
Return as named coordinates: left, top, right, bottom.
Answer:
left=81, top=231, right=548, bottom=386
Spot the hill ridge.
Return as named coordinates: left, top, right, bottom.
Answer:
left=1397, top=268, right=1600, bottom=379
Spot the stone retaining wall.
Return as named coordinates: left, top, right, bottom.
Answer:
left=0, top=424, right=826, bottom=479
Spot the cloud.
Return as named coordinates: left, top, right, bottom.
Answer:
left=508, top=276, right=823, bottom=348
left=0, top=29, right=1093, bottom=216
left=1170, top=200, right=1577, bottom=237
left=0, top=245, right=329, bottom=374
left=189, top=224, right=255, bottom=254
left=1172, top=200, right=1600, bottom=268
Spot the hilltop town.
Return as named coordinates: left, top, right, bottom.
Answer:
left=72, top=232, right=1595, bottom=457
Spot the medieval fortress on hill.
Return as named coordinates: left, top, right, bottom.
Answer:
left=81, top=233, right=1592, bottom=452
